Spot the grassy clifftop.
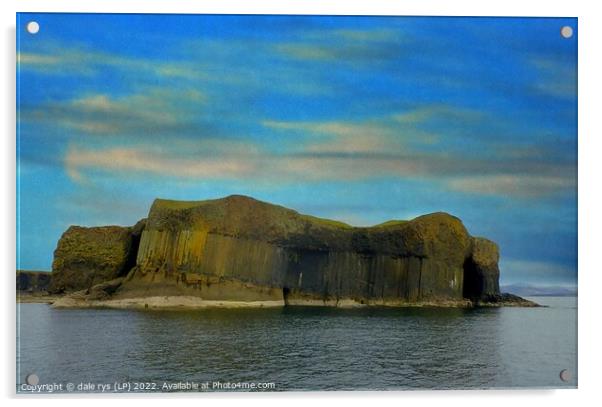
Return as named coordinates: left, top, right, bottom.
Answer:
left=147, top=195, right=470, bottom=258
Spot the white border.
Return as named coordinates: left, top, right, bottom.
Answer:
left=3, top=1, right=601, bottom=406
left=1, top=0, right=587, bottom=16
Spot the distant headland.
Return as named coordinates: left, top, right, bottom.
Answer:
left=25, top=195, right=538, bottom=309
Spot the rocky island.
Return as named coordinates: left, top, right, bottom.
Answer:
left=16, top=270, right=60, bottom=303
left=45, top=195, right=536, bottom=309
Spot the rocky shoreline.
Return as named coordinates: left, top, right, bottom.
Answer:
left=19, top=278, right=539, bottom=309
left=23, top=294, right=539, bottom=309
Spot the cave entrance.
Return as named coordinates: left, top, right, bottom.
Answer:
left=282, top=286, right=291, bottom=306
left=462, top=257, right=481, bottom=299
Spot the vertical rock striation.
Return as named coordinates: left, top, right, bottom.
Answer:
left=51, top=195, right=529, bottom=307
left=116, top=196, right=487, bottom=305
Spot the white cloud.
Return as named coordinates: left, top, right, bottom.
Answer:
left=23, top=87, right=207, bottom=136
left=17, top=45, right=211, bottom=81
left=65, top=143, right=259, bottom=183
left=259, top=116, right=577, bottom=198
left=446, top=174, right=575, bottom=198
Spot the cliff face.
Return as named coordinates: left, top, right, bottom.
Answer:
left=463, top=237, right=500, bottom=300
left=51, top=195, right=515, bottom=306
left=115, top=195, right=490, bottom=305
left=49, top=220, right=145, bottom=294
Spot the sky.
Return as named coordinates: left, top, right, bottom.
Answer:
left=16, top=14, right=577, bottom=288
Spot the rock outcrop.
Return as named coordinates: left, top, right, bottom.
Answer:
left=17, top=270, right=51, bottom=293
left=49, top=220, right=145, bottom=294
left=50, top=195, right=536, bottom=307
left=463, top=237, right=500, bottom=300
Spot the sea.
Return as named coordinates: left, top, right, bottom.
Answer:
left=16, top=296, right=577, bottom=393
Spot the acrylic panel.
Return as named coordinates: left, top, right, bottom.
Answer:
left=16, top=13, right=577, bottom=393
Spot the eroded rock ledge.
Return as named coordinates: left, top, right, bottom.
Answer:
left=49, top=195, right=538, bottom=308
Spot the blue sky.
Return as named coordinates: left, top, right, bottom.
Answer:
left=16, top=14, right=577, bottom=287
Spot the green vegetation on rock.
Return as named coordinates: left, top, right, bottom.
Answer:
left=49, top=221, right=145, bottom=294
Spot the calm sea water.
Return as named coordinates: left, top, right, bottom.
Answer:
left=16, top=297, right=577, bottom=392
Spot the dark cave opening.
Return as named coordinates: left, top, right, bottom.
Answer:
left=282, top=286, right=291, bottom=305
left=462, top=257, right=482, bottom=300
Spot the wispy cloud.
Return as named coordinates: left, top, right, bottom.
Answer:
left=272, top=28, right=408, bottom=64
left=328, top=28, right=405, bottom=43
left=22, top=86, right=208, bottom=137
left=263, top=119, right=403, bottom=153
left=65, top=140, right=260, bottom=183
left=61, top=106, right=576, bottom=199
left=261, top=113, right=575, bottom=198
left=18, top=39, right=337, bottom=98
left=529, top=56, right=577, bottom=99
left=392, top=104, right=486, bottom=125
left=18, top=43, right=210, bottom=81
left=447, top=174, right=575, bottom=198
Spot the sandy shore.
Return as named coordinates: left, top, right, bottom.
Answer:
left=20, top=292, right=538, bottom=309
left=48, top=295, right=486, bottom=309
left=51, top=295, right=287, bottom=310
